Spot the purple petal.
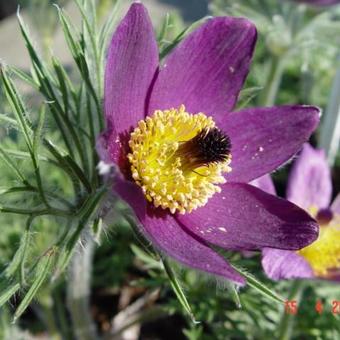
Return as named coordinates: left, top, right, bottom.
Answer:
left=148, top=17, right=256, bottom=118
left=114, top=178, right=245, bottom=284
left=286, top=144, right=332, bottom=210
left=219, top=105, right=320, bottom=183
left=176, top=183, right=319, bottom=251
left=250, top=174, right=276, bottom=195
left=103, top=3, right=158, bottom=163
left=331, top=193, right=340, bottom=214
left=97, top=129, right=131, bottom=176
left=262, top=248, right=314, bottom=280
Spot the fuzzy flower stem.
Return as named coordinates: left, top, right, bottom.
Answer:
left=67, top=235, right=97, bottom=340
left=277, top=280, right=305, bottom=340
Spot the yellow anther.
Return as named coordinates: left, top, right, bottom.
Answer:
left=127, top=105, right=232, bottom=214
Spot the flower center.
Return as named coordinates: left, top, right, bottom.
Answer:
left=127, top=105, right=232, bottom=214
left=298, top=209, right=340, bottom=278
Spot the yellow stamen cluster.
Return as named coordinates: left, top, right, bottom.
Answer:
left=298, top=211, right=340, bottom=277
left=127, top=105, right=232, bottom=214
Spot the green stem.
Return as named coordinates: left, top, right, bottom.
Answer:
left=67, top=235, right=97, bottom=340
left=32, top=154, right=50, bottom=208
left=259, top=55, right=285, bottom=106
left=0, top=205, right=71, bottom=217
left=277, top=280, right=305, bottom=340
left=319, top=51, right=340, bottom=165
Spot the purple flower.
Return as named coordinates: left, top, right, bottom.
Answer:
left=255, top=144, right=340, bottom=281
left=295, top=0, right=340, bottom=6
left=99, top=3, right=320, bottom=284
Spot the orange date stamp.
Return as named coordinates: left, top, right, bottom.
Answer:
left=284, top=300, right=340, bottom=315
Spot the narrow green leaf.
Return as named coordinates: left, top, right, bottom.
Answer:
left=130, top=244, right=162, bottom=270
left=159, top=17, right=210, bottom=59
left=0, top=146, right=28, bottom=184
left=31, top=106, right=50, bottom=207
left=224, top=281, right=242, bottom=309
left=86, top=95, right=96, bottom=172
left=0, top=113, right=18, bottom=126
left=43, top=139, right=91, bottom=193
left=99, top=0, right=122, bottom=44
left=20, top=217, right=35, bottom=285
left=75, top=0, right=100, bottom=83
left=52, top=57, right=71, bottom=114
left=16, top=10, right=59, bottom=90
left=98, top=0, right=123, bottom=102
left=0, top=186, right=33, bottom=195
left=0, top=186, right=73, bottom=209
left=0, top=67, right=33, bottom=152
left=3, top=149, right=50, bottom=163
left=0, top=281, right=20, bottom=308
left=157, top=13, right=171, bottom=44
left=33, top=106, right=46, bottom=157
left=17, top=10, right=86, bottom=162
left=57, top=5, right=103, bottom=139
left=161, top=257, right=199, bottom=323
left=99, top=0, right=122, bottom=62
left=10, top=66, right=39, bottom=89
left=56, top=6, right=81, bottom=61
left=237, top=86, right=263, bottom=109
left=17, top=11, right=48, bottom=74
left=231, top=264, right=285, bottom=304
left=4, top=218, right=32, bottom=280
left=92, top=217, right=103, bottom=244
left=0, top=205, right=47, bottom=215
left=79, top=0, right=97, bottom=29
left=13, top=248, right=55, bottom=322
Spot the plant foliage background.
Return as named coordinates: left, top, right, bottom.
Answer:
left=0, top=0, right=339, bottom=339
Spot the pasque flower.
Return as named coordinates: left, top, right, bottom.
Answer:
left=99, top=3, right=320, bottom=284
left=257, top=144, right=340, bottom=281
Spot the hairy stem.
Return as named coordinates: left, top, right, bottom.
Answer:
left=67, top=234, right=97, bottom=340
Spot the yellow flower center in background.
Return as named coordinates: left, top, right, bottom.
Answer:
left=128, top=105, right=232, bottom=214
left=298, top=208, right=340, bottom=278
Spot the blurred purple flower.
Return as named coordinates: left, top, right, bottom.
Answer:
left=99, top=3, right=320, bottom=284
left=254, top=144, right=340, bottom=281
